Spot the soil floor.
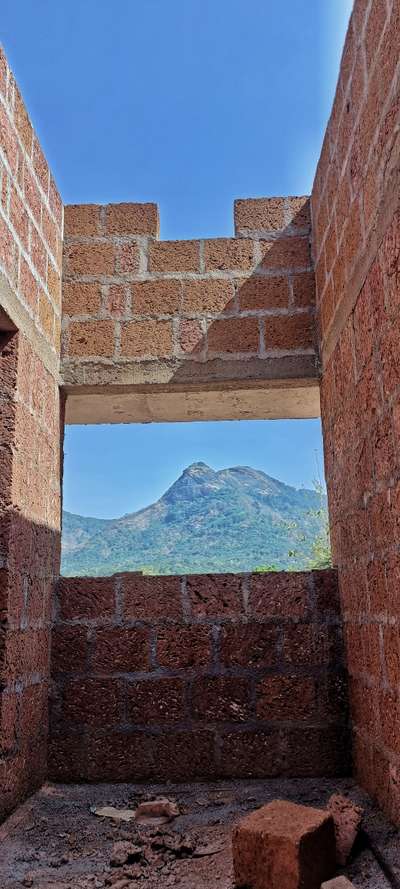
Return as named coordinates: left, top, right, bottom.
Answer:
left=0, top=778, right=399, bottom=888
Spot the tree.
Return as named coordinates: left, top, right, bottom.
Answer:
left=252, top=480, right=332, bottom=573
left=286, top=479, right=332, bottom=570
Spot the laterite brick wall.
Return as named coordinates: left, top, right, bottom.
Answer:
left=61, top=196, right=316, bottom=393
left=49, top=570, right=350, bottom=782
left=312, top=0, right=400, bottom=822
left=0, top=48, right=62, bottom=355
left=0, top=47, right=63, bottom=820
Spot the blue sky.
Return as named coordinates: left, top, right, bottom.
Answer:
left=1, top=0, right=352, bottom=518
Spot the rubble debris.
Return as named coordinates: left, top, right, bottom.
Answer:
left=193, top=841, right=226, bottom=857
left=232, top=799, right=336, bottom=889
left=211, top=792, right=234, bottom=807
left=106, top=880, right=131, bottom=889
left=105, top=869, right=142, bottom=886
left=1, top=779, right=390, bottom=889
left=148, top=831, right=195, bottom=857
left=110, top=841, right=143, bottom=867
left=321, top=878, right=356, bottom=889
left=134, top=798, right=180, bottom=824
left=328, top=794, right=363, bottom=865
left=91, top=806, right=136, bottom=822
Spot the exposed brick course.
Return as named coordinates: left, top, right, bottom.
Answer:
left=127, top=678, right=185, bottom=724
left=58, top=576, right=115, bottom=621
left=207, top=316, right=259, bottom=354
left=234, top=197, right=286, bottom=233
left=182, top=278, right=234, bottom=313
left=62, top=282, right=102, bottom=316
left=120, top=318, right=173, bottom=357
left=149, top=239, right=200, bottom=273
left=219, top=623, right=279, bottom=669
left=186, top=573, right=243, bottom=618
left=106, top=202, right=159, bottom=237
left=60, top=194, right=316, bottom=390
left=132, top=279, right=181, bottom=315
left=122, top=573, right=182, bottom=621
left=156, top=625, right=212, bottom=669
left=91, top=626, right=150, bottom=673
left=238, top=275, right=289, bottom=310
left=63, top=678, right=123, bottom=726
left=65, top=242, right=115, bottom=277
left=49, top=569, right=349, bottom=782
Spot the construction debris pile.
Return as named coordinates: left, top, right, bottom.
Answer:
left=0, top=779, right=397, bottom=889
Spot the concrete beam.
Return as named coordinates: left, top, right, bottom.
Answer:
left=64, top=378, right=320, bottom=424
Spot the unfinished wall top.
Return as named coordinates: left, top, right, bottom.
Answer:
left=0, top=46, right=63, bottom=378
left=61, top=196, right=319, bottom=424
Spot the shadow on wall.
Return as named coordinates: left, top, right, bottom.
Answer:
left=160, top=201, right=317, bottom=388
left=0, top=508, right=60, bottom=821
left=48, top=568, right=350, bottom=784
left=61, top=198, right=318, bottom=426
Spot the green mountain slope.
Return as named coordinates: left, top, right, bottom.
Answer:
left=61, top=462, right=326, bottom=576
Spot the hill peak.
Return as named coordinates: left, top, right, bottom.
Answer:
left=61, top=463, right=326, bottom=576
left=183, top=461, right=213, bottom=474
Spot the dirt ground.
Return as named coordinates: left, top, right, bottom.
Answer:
left=0, top=778, right=398, bottom=889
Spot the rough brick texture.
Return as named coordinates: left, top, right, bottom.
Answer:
left=61, top=195, right=316, bottom=394
left=0, top=48, right=63, bottom=360
left=232, top=800, right=336, bottom=889
left=312, top=0, right=400, bottom=824
left=0, top=48, right=62, bottom=820
left=0, top=333, right=62, bottom=820
left=49, top=569, right=350, bottom=782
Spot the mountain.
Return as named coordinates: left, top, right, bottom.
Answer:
left=61, top=462, right=326, bottom=576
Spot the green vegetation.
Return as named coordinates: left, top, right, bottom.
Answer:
left=61, top=462, right=331, bottom=576
left=254, top=481, right=331, bottom=572
left=285, top=480, right=332, bottom=570
left=253, top=564, right=279, bottom=572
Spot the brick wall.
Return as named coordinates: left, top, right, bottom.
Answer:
left=0, top=47, right=63, bottom=819
left=49, top=570, right=349, bottom=782
left=61, top=196, right=318, bottom=424
left=0, top=47, right=63, bottom=365
left=312, top=0, right=400, bottom=823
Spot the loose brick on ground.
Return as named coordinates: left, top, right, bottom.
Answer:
left=232, top=800, right=336, bottom=889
